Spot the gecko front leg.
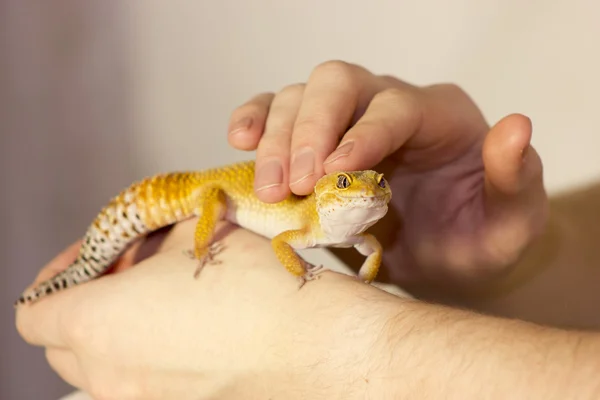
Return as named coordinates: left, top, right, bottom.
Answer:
left=271, top=229, right=326, bottom=288
left=353, top=233, right=383, bottom=284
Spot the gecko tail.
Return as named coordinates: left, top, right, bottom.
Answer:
left=14, top=258, right=95, bottom=308
left=14, top=190, right=149, bottom=308
left=13, top=170, right=202, bottom=309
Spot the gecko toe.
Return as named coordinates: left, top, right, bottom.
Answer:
left=182, top=249, right=195, bottom=259
left=191, top=241, right=227, bottom=279
left=295, top=263, right=326, bottom=290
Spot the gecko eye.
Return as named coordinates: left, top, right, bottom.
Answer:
left=336, top=174, right=350, bottom=189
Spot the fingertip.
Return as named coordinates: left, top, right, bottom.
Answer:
left=254, top=156, right=291, bottom=202
left=255, top=184, right=291, bottom=203
left=228, top=93, right=274, bottom=151
left=288, top=146, right=325, bottom=195
left=289, top=174, right=321, bottom=196
left=323, top=140, right=363, bottom=173
left=227, top=114, right=266, bottom=151
left=484, top=113, right=532, bottom=157
left=323, top=133, right=386, bottom=173
left=483, top=113, right=538, bottom=196
left=227, top=125, right=262, bottom=151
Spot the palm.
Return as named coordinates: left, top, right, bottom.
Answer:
left=377, top=139, right=489, bottom=285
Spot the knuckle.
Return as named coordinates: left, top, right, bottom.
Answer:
left=62, top=303, right=110, bottom=354
left=269, top=83, right=305, bottom=109
left=378, top=74, right=402, bottom=84
left=293, top=116, right=328, bottom=137
left=312, top=59, right=356, bottom=82
left=256, top=132, right=290, bottom=157
left=375, top=87, right=412, bottom=104
left=232, top=92, right=273, bottom=117
left=438, top=82, right=467, bottom=96
left=427, top=82, right=469, bottom=100
left=278, top=83, right=305, bottom=98
left=61, top=309, right=88, bottom=347
left=375, top=87, right=422, bottom=117
left=378, top=74, right=413, bottom=90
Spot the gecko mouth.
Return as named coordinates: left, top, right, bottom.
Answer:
left=335, top=194, right=389, bottom=200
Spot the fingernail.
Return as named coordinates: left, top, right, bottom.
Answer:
left=324, top=141, right=354, bottom=165
left=521, top=145, right=530, bottom=163
left=289, top=147, right=315, bottom=185
left=255, top=159, right=283, bottom=191
left=229, top=117, right=252, bottom=135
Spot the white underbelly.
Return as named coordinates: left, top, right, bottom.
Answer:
left=225, top=206, right=304, bottom=239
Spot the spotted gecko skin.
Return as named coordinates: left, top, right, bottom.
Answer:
left=15, top=160, right=392, bottom=307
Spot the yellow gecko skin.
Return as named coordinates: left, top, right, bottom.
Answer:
left=15, top=160, right=392, bottom=307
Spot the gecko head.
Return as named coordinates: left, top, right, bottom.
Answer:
left=314, top=169, right=392, bottom=202
left=314, top=170, right=392, bottom=236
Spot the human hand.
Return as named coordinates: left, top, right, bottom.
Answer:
left=227, top=60, right=548, bottom=291
left=15, top=219, right=600, bottom=399
left=16, top=220, right=385, bottom=399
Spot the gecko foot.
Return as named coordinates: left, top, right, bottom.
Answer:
left=182, top=242, right=227, bottom=279
left=296, top=262, right=326, bottom=289
left=353, top=274, right=374, bottom=285
left=182, top=241, right=226, bottom=260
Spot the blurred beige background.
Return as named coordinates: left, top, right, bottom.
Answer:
left=2, top=0, right=599, bottom=398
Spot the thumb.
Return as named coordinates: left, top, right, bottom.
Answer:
left=483, top=113, right=543, bottom=196
left=481, top=113, right=548, bottom=264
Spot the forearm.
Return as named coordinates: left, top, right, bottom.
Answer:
left=35, top=218, right=597, bottom=400
left=243, top=273, right=600, bottom=399
left=372, top=298, right=600, bottom=399
left=374, top=304, right=600, bottom=399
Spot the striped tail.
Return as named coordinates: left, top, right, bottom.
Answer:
left=15, top=172, right=201, bottom=307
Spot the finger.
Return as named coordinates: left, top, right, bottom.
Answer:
left=28, top=237, right=145, bottom=293
left=228, top=92, right=275, bottom=151
left=15, top=237, right=152, bottom=347
left=323, top=86, right=421, bottom=172
left=288, top=61, right=374, bottom=194
left=483, top=114, right=541, bottom=196
left=46, top=348, right=88, bottom=390
left=16, top=289, right=71, bottom=347
left=482, top=113, right=547, bottom=262
left=254, top=84, right=305, bottom=202
left=32, top=240, right=83, bottom=286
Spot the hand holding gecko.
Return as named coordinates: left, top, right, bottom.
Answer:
left=228, top=60, right=548, bottom=293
